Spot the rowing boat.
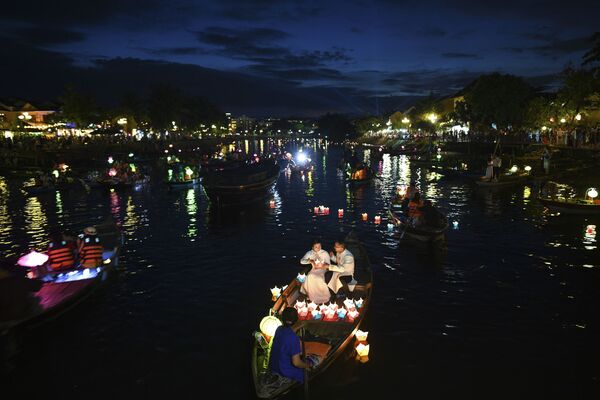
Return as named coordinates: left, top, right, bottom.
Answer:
left=0, top=220, right=123, bottom=334
left=388, top=203, right=448, bottom=242
left=252, top=231, right=373, bottom=399
left=539, top=197, right=600, bottom=214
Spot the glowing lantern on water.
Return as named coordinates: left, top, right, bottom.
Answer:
left=313, top=207, right=319, bottom=214
left=387, top=223, right=395, bottom=232
left=296, top=273, right=306, bottom=283
left=259, top=316, right=282, bottom=342
left=108, top=168, right=117, bottom=177
left=361, top=213, right=368, bottom=221
left=397, top=185, right=406, bottom=197
left=355, top=330, right=369, bottom=342
left=453, top=221, right=459, bottom=229
left=510, top=165, right=518, bottom=173
left=586, top=188, right=598, bottom=200
left=355, top=343, right=370, bottom=362
left=108, top=156, right=114, bottom=164
left=184, top=167, right=193, bottom=178
left=338, top=209, right=344, bottom=218
left=270, top=200, right=276, bottom=208
left=324, top=207, right=330, bottom=215
left=270, top=286, right=281, bottom=301
left=129, top=164, right=137, bottom=173
left=52, top=170, right=59, bottom=178
left=374, top=215, right=381, bottom=224
left=17, top=251, right=49, bottom=267
left=586, top=225, right=596, bottom=235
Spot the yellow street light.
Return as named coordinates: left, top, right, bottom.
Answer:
left=575, top=114, right=582, bottom=121
left=402, top=117, right=410, bottom=124
left=560, top=118, right=566, bottom=123
left=427, top=113, right=438, bottom=123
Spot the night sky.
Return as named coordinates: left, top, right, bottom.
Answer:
left=1, top=0, right=598, bottom=116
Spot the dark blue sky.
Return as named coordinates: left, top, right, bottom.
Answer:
left=1, top=0, right=597, bottom=117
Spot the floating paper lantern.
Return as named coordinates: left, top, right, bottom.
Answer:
left=347, top=310, right=360, bottom=323
left=361, top=213, right=368, bottom=221
left=374, top=215, right=381, bottom=224
left=397, top=185, right=406, bottom=197
left=338, top=209, right=344, bottom=218
left=356, top=343, right=369, bottom=356
left=259, top=316, right=282, bottom=342
left=295, top=300, right=306, bottom=310
left=387, top=223, right=395, bottom=232
left=323, top=308, right=337, bottom=321
left=17, top=250, right=49, bottom=267
left=270, top=286, right=281, bottom=301
left=297, top=273, right=306, bottom=283
left=269, top=200, right=276, bottom=208
left=587, top=225, right=596, bottom=235
left=313, top=206, right=319, bottom=214
left=354, top=298, right=364, bottom=308
left=108, top=156, right=114, bottom=164
left=355, top=330, right=369, bottom=342
left=453, top=221, right=459, bottom=229
left=324, top=207, right=330, bottom=215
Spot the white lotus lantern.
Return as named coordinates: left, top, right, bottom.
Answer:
left=270, top=286, right=281, bottom=301
left=343, top=298, right=355, bottom=310
left=347, top=310, right=360, bottom=323
left=318, top=304, right=328, bottom=313
left=356, top=343, right=370, bottom=362
left=296, top=273, right=306, bottom=283
left=298, top=306, right=309, bottom=318
left=327, top=302, right=338, bottom=312
left=323, top=308, right=337, bottom=321
left=307, top=301, right=317, bottom=312
left=354, top=298, right=364, bottom=308
left=355, top=330, right=369, bottom=342
left=294, top=300, right=306, bottom=310
left=510, top=165, right=518, bottom=173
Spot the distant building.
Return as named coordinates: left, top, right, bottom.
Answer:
left=226, top=112, right=237, bottom=133
left=0, top=99, right=56, bottom=129
left=237, top=115, right=255, bottom=133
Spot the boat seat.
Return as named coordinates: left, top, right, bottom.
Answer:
left=303, top=341, right=332, bottom=359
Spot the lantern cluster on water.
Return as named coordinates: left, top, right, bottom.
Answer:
left=314, top=205, right=330, bottom=215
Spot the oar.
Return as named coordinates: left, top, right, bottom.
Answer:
left=301, top=327, right=309, bottom=400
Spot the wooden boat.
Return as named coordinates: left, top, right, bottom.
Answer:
left=96, top=175, right=150, bottom=189
left=474, top=173, right=529, bottom=188
left=388, top=203, right=448, bottom=242
left=252, top=231, right=373, bottom=399
left=202, top=159, right=279, bottom=206
left=23, top=181, right=81, bottom=195
left=345, top=167, right=377, bottom=186
left=0, top=221, right=123, bottom=334
left=167, top=177, right=201, bottom=190
left=539, top=197, right=600, bottom=214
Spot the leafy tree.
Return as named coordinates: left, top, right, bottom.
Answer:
left=147, top=85, right=185, bottom=133
left=464, top=73, right=533, bottom=131
left=557, top=67, right=599, bottom=124
left=59, top=85, right=99, bottom=128
left=316, top=113, right=357, bottom=141
left=353, top=115, right=384, bottom=135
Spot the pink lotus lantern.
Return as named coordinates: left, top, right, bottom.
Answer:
left=108, top=168, right=117, bottom=177
left=313, top=206, right=319, bottom=214
left=347, top=310, right=360, bottom=323
left=323, top=308, right=337, bottom=321
left=269, top=200, right=275, bottom=208
left=318, top=304, right=328, bottom=313
left=327, top=302, right=338, bottom=312
left=295, top=300, right=306, bottom=310
left=324, top=207, right=330, bottom=215
left=17, top=250, right=49, bottom=267
left=298, top=306, right=309, bottom=319
left=374, top=215, right=381, bottom=224
left=361, top=213, right=368, bottom=221
left=338, top=209, right=344, bottom=218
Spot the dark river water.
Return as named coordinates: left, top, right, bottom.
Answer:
left=1, top=139, right=599, bottom=399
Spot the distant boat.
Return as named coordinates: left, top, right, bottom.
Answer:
left=388, top=203, right=448, bottom=242
left=251, top=231, right=373, bottom=399
left=474, top=173, right=529, bottom=188
left=539, top=197, right=600, bottom=214
left=201, top=159, right=279, bottom=207
left=167, top=177, right=201, bottom=190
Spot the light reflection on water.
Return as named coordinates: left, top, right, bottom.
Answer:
left=1, top=140, right=599, bottom=398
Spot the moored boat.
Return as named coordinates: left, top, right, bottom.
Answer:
left=474, top=173, right=529, bottom=188
left=251, top=231, right=373, bottom=399
left=167, top=177, right=200, bottom=190
left=202, top=159, right=280, bottom=206
left=0, top=221, right=123, bottom=334
left=539, top=197, right=600, bottom=214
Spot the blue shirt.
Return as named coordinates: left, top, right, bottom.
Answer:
left=268, top=326, right=304, bottom=383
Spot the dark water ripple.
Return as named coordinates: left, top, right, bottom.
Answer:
left=1, top=141, right=599, bottom=398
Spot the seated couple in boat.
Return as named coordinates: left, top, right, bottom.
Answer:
left=299, top=238, right=355, bottom=304
left=45, top=227, right=104, bottom=273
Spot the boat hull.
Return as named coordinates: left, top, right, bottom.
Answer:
left=539, top=198, right=600, bottom=214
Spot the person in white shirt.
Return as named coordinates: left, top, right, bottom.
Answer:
left=327, top=239, right=355, bottom=297
left=299, top=239, right=331, bottom=304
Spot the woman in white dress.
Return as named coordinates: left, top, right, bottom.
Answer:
left=484, top=155, right=493, bottom=181
left=299, top=239, right=331, bottom=304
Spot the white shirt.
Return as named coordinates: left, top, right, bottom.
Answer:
left=300, top=249, right=330, bottom=265
left=328, top=249, right=354, bottom=276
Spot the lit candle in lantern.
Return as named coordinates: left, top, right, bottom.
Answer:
left=297, top=273, right=306, bottom=283
left=270, top=286, right=281, bottom=301
left=374, top=215, right=381, bottom=224
left=361, top=213, right=368, bottom=221
left=347, top=310, right=359, bottom=323
left=338, top=209, right=344, bottom=218
left=355, top=330, right=368, bottom=342
left=354, top=298, right=364, bottom=309
left=270, top=200, right=276, bottom=208
left=356, top=343, right=370, bottom=362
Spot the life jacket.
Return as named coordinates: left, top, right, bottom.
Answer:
left=47, top=241, right=75, bottom=271
left=79, top=235, right=103, bottom=268
left=408, top=201, right=423, bottom=218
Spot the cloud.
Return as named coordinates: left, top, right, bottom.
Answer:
left=441, top=52, right=481, bottom=59
left=418, top=28, right=447, bottom=37
left=2, top=26, right=85, bottom=46
left=140, top=47, right=207, bottom=56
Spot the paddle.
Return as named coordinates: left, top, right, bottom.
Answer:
left=301, top=327, right=309, bottom=400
